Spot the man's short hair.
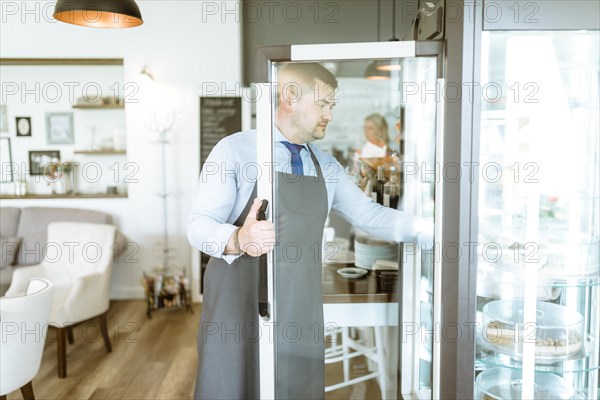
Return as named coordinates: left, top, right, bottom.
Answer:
left=278, top=62, right=338, bottom=89
left=277, top=62, right=338, bottom=106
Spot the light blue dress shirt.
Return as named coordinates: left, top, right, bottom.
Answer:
left=188, top=129, right=430, bottom=262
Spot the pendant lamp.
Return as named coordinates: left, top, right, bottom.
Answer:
left=375, top=0, right=402, bottom=72
left=365, top=61, right=391, bottom=80
left=376, top=59, right=402, bottom=72
left=53, top=0, right=143, bottom=28
left=364, top=0, right=391, bottom=80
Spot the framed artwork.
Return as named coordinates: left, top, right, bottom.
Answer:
left=16, top=116, right=32, bottom=137
left=28, top=150, right=60, bottom=176
left=0, top=104, right=7, bottom=132
left=0, top=137, right=13, bottom=182
left=46, top=112, right=74, bottom=144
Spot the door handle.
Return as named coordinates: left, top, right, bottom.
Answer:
left=257, top=200, right=270, bottom=319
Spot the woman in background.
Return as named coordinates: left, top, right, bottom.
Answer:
left=359, top=113, right=390, bottom=158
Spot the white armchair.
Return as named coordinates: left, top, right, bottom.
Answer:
left=5, top=222, right=117, bottom=378
left=1, top=278, right=54, bottom=400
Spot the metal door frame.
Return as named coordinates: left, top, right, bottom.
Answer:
left=255, top=40, right=446, bottom=399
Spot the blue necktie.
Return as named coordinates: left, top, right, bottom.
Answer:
left=281, top=141, right=304, bottom=176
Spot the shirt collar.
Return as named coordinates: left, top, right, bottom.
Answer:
left=274, top=128, right=308, bottom=151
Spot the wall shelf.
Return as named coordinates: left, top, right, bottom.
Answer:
left=0, top=193, right=128, bottom=199
left=74, top=150, right=126, bottom=155
left=72, top=104, right=125, bottom=109
left=0, top=58, right=123, bottom=66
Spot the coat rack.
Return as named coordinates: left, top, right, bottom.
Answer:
left=147, top=111, right=176, bottom=270
left=142, top=111, right=193, bottom=318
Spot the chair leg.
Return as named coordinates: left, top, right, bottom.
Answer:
left=20, top=381, right=35, bottom=400
left=342, top=327, right=350, bottom=383
left=374, top=327, right=387, bottom=398
left=99, top=312, right=112, bottom=353
left=57, top=327, right=67, bottom=378
left=67, top=326, right=74, bottom=345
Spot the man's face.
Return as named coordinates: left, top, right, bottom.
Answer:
left=289, top=79, right=336, bottom=143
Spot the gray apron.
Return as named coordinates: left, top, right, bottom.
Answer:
left=194, top=145, right=328, bottom=400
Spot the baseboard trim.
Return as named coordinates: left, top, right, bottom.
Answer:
left=109, top=287, right=145, bottom=300
left=109, top=286, right=203, bottom=304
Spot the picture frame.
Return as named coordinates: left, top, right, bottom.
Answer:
left=0, top=137, right=14, bottom=182
left=0, top=104, right=8, bottom=132
left=16, top=116, right=32, bottom=137
left=28, top=150, right=60, bottom=176
left=46, top=112, right=74, bottom=144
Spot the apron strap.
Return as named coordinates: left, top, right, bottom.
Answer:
left=235, top=144, right=322, bottom=228
left=306, top=144, right=324, bottom=181
left=233, top=183, right=258, bottom=227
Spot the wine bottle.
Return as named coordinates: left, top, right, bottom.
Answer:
left=375, top=165, right=387, bottom=205
left=383, top=166, right=400, bottom=209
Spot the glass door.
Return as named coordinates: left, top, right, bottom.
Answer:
left=398, top=53, right=442, bottom=400
left=475, top=31, right=599, bottom=400
left=255, top=41, right=444, bottom=399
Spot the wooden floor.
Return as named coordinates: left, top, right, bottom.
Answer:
left=5, top=300, right=382, bottom=400
left=324, top=359, right=382, bottom=400
left=5, top=300, right=201, bottom=400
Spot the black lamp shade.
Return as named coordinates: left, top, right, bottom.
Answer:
left=54, top=0, right=143, bottom=28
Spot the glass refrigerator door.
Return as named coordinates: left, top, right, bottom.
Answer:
left=255, top=41, right=444, bottom=399
left=475, top=31, right=599, bottom=400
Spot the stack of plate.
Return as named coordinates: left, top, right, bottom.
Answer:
left=354, top=235, right=398, bottom=269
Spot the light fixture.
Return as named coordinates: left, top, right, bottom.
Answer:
left=364, top=0, right=391, bottom=80
left=365, top=61, right=391, bottom=80
left=138, top=66, right=154, bottom=84
left=376, top=59, right=402, bottom=72
left=375, top=0, right=402, bottom=72
left=53, top=0, right=143, bottom=28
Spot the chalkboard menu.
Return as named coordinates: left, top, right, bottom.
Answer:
left=199, top=96, right=243, bottom=293
left=200, top=96, right=242, bottom=167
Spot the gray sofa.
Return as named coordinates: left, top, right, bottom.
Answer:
left=0, top=207, right=124, bottom=296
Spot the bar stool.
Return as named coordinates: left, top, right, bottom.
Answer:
left=324, top=326, right=387, bottom=395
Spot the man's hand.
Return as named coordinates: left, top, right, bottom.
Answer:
left=238, top=198, right=275, bottom=256
left=415, top=217, right=435, bottom=250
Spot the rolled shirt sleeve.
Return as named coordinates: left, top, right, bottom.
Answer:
left=328, top=158, right=433, bottom=245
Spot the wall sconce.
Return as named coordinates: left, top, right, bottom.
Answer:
left=138, top=66, right=155, bottom=84
left=53, top=0, right=143, bottom=28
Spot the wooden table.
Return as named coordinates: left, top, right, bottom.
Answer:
left=322, top=263, right=399, bottom=327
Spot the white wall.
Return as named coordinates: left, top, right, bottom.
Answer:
left=0, top=65, right=128, bottom=194
left=1, top=0, right=242, bottom=298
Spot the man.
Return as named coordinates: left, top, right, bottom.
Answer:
left=188, top=62, right=430, bottom=400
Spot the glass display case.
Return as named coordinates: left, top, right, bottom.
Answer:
left=475, top=30, right=599, bottom=399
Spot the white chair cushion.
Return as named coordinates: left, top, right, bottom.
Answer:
left=0, top=279, right=54, bottom=396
